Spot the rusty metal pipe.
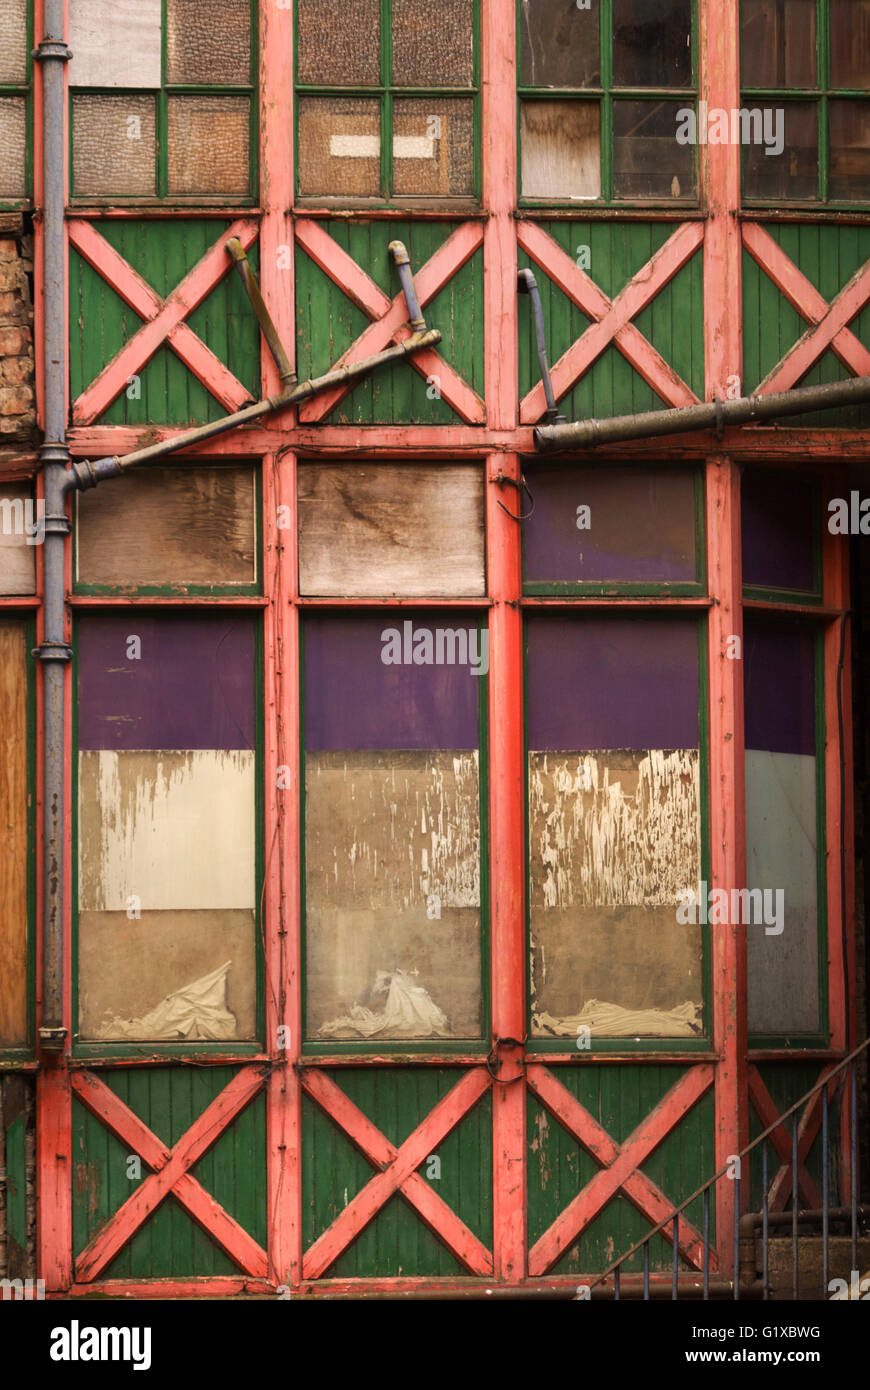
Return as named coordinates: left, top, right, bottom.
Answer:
left=535, top=374, right=870, bottom=451
left=225, top=237, right=296, bottom=385
left=63, top=328, right=441, bottom=489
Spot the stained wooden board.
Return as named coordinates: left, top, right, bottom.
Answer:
left=0, top=485, right=37, bottom=595
left=297, top=463, right=485, bottom=596
left=75, top=465, right=256, bottom=589
left=0, top=621, right=28, bottom=1046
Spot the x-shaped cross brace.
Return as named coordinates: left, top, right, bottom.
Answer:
left=301, top=1067, right=493, bottom=1279
left=294, top=220, right=486, bottom=424
left=526, top=1062, right=715, bottom=1277
left=748, top=1063, right=842, bottom=1213
left=518, top=220, right=704, bottom=424
left=743, top=222, right=870, bottom=394
left=69, top=219, right=259, bottom=425
left=71, top=1067, right=269, bottom=1282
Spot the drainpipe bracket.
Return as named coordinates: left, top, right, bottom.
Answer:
left=38, top=1026, right=68, bottom=1051
left=33, top=639, right=73, bottom=663
left=33, top=39, right=72, bottom=63
left=40, top=511, right=70, bottom=537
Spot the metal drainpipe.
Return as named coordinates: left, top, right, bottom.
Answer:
left=34, top=0, right=72, bottom=1051
left=517, top=268, right=564, bottom=425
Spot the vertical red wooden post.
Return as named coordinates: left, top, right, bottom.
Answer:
left=482, top=0, right=524, bottom=1283
left=702, top=0, right=747, bottom=1275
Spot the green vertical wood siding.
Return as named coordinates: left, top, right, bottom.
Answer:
left=748, top=1063, right=838, bottom=1212
left=742, top=223, right=870, bottom=428
left=518, top=221, right=704, bottom=421
left=69, top=220, right=261, bottom=426
left=295, top=221, right=484, bottom=424
left=302, top=1067, right=492, bottom=1278
left=72, top=1066, right=266, bottom=1279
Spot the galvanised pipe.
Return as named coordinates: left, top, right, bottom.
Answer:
left=34, top=0, right=72, bottom=1051
left=517, top=268, right=564, bottom=425
left=535, top=374, right=870, bottom=452
left=225, top=237, right=296, bottom=386
left=388, top=241, right=426, bottom=331
left=63, top=328, right=442, bottom=491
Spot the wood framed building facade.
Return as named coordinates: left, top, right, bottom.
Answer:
left=0, top=0, right=866, bottom=1297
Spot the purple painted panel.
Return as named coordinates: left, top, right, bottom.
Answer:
left=524, top=466, right=698, bottom=586
left=742, top=470, right=817, bottom=593
left=78, top=615, right=255, bottom=751
left=744, top=616, right=815, bottom=755
left=304, top=616, right=481, bottom=751
left=526, top=616, right=699, bottom=750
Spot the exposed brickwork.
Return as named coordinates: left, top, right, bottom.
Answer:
left=0, top=217, right=36, bottom=445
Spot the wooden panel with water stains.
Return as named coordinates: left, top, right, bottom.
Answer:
left=518, top=220, right=704, bottom=420
left=72, top=1067, right=266, bottom=1278
left=0, top=1075, right=36, bottom=1280
left=298, top=463, right=485, bottom=597
left=295, top=220, right=484, bottom=424
left=0, top=620, right=29, bottom=1048
left=75, top=463, right=257, bottom=591
left=302, top=1068, right=492, bottom=1278
left=0, top=484, right=37, bottom=595
left=69, top=220, right=261, bottom=426
left=527, top=1065, right=715, bottom=1275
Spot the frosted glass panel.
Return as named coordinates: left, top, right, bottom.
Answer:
left=296, top=0, right=381, bottom=86
left=0, top=98, right=26, bottom=197
left=298, top=97, right=381, bottom=197
left=0, top=0, right=28, bottom=84
left=167, top=0, right=251, bottom=84
left=392, top=98, right=474, bottom=197
left=72, top=95, right=156, bottom=196
left=167, top=95, right=250, bottom=195
left=68, top=0, right=162, bottom=88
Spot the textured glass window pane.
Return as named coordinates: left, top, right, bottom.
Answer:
left=740, top=0, right=816, bottom=88
left=742, top=470, right=817, bottom=592
left=613, top=100, right=695, bottom=199
left=392, top=0, right=473, bottom=87
left=296, top=0, right=381, bottom=86
left=830, top=0, right=870, bottom=89
left=167, top=95, right=250, bottom=195
left=0, top=98, right=26, bottom=198
left=68, top=0, right=162, bottom=89
left=392, top=98, right=473, bottom=197
left=521, top=99, right=600, bottom=199
left=0, top=0, right=28, bottom=84
left=298, top=96, right=381, bottom=196
left=613, top=0, right=692, bottom=87
left=72, top=94, right=156, bottom=196
left=743, top=100, right=817, bottom=198
left=829, top=100, right=870, bottom=199
left=519, top=0, right=600, bottom=88
left=167, top=0, right=250, bottom=84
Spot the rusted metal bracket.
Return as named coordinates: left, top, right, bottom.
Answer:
left=492, top=470, right=535, bottom=522
left=486, top=1036, right=527, bottom=1084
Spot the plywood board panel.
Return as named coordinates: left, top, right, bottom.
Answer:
left=0, top=621, right=28, bottom=1046
left=78, top=909, right=256, bottom=1041
left=746, top=749, right=819, bottom=1034
left=0, top=486, right=37, bottom=595
left=76, top=465, right=256, bottom=590
left=298, top=464, right=485, bottom=596
left=305, top=750, right=481, bottom=1039
left=528, top=749, right=702, bottom=1037
left=68, top=0, right=162, bottom=88
left=78, top=750, right=255, bottom=913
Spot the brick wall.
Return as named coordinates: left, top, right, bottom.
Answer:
left=0, top=214, right=35, bottom=447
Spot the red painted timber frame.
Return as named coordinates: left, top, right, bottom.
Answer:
left=23, top=0, right=859, bottom=1297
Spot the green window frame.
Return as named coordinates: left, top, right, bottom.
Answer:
left=741, top=0, right=870, bottom=206
left=294, top=0, right=481, bottom=206
left=517, top=0, right=699, bottom=207
left=68, top=0, right=258, bottom=205
left=0, top=0, right=33, bottom=208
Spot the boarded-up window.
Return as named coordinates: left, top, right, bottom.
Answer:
left=0, top=486, right=37, bottom=595
left=527, top=617, right=703, bottom=1040
left=742, top=469, right=819, bottom=597
left=298, top=463, right=485, bottom=596
left=75, top=464, right=258, bottom=592
left=0, top=620, right=29, bottom=1048
left=303, top=615, right=484, bottom=1042
left=523, top=466, right=700, bottom=591
left=76, top=616, right=258, bottom=1043
left=744, top=618, right=821, bottom=1037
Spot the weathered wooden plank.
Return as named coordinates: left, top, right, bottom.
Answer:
left=76, top=463, right=257, bottom=589
left=298, top=463, right=484, bottom=596
left=0, top=620, right=28, bottom=1046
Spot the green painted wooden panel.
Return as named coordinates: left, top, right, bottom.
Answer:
left=72, top=1066, right=266, bottom=1279
left=748, top=1064, right=838, bottom=1212
left=743, top=223, right=870, bottom=428
left=527, top=1065, right=715, bottom=1276
left=302, top=1067, right=492, bottom=1278
left=295, top=221, right=484, bottom=424
left=518, top=221, right=705, bottom=421
left=69, top=220, right=261, bottom=426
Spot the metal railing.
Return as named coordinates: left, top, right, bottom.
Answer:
left=582, top=1037, right=869, bottom=1301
